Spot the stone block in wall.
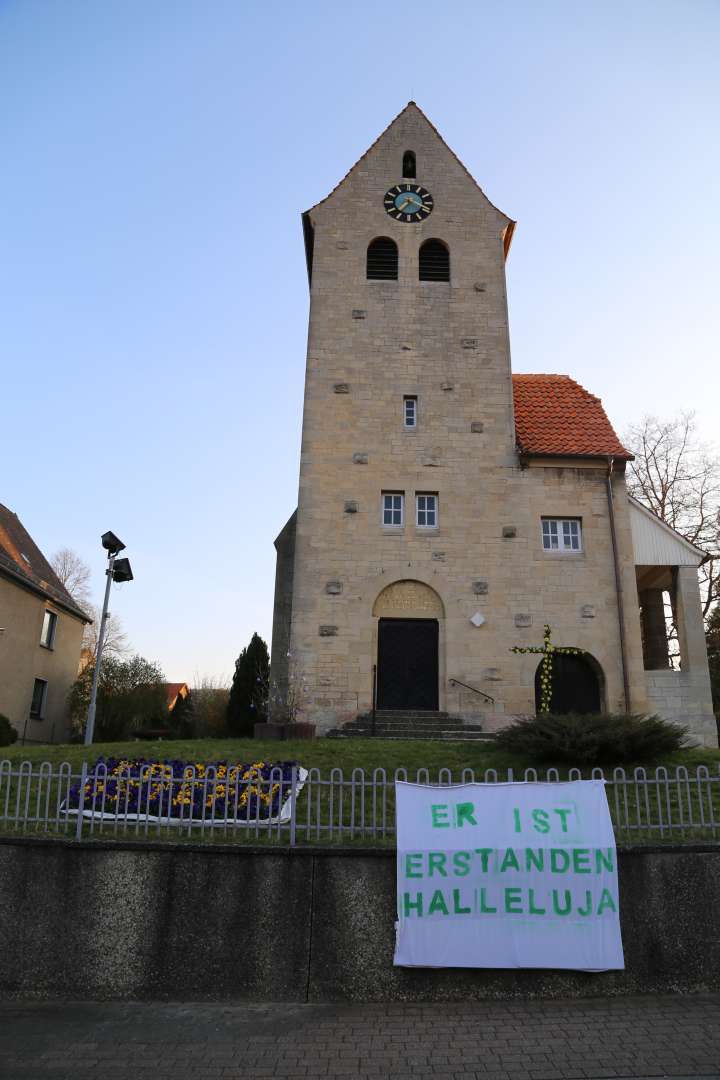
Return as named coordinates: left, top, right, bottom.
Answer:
left=319, top=625, right=338, bottom=637
left=351, top=309, right=366, bottom=320
left=502, top=525, right=517, bottom=538
left=470, top=422, right=484, bottom=433
left=483, top=668, right=502, bottom=681
left=461, top=337, right=478, bottom=349
left=514, top=613, right=532, bottom=628
left=431, top=552, right=446, bottom=562
left=472, top=580, right=488, bottom=595
left=325, top=581, right=343, bottom=595
left=333, top=383, right=350, bottom=394
left=344, top=500, right=358, bottom=513
left=581, top=604, right=596, bottom=618
left=352, top=453, right=368, bottom=465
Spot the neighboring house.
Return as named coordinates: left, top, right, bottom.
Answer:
left=271, top=102, right=716, bottom=746
left=0, top=504, right=91, bottom=742
left=165, top=682, right=190, bottom=713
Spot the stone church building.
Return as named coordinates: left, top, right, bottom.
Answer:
left=271, top=103, right=716, bottom=746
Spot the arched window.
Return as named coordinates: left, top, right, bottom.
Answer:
left=366, top=237, right=398, bottom=280
left=402, top=150, right=416, bottom=178
left=419, top=239, right=450, bottom=282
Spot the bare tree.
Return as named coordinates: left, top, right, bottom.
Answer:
left=191, top=672, right=231, bottom=736
left=83, top=605, right=130, bottom=659
left=624, top=413, right=720, bottom=621
left=50, top=548, right=92, bottom=613
left=51, top=547, right=130, bottom=658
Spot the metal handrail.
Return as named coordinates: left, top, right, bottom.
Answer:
left=448, top=677, right=495, bottom=706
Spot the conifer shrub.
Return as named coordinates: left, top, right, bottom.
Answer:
left=0, top=714, right=18, bottom=747
left=495, top=712, right=689, bottom=765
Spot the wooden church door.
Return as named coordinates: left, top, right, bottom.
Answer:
left=376, top=618, right=439, bottom=710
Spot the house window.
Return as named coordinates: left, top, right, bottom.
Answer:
left=403, top=396, right=417, bottom=428
left=30, top=678, right=47, bottom=720
left=419, top=238, right=450, bottom=282
left=382, top=492, right=404, bottom=527
left=40, top=610, right=57, bottom=649
left=416, top=494, right=438, bottom=528
left=542, top=518, right=582, bottom=552
left=367, top=237, right=398, bottom=280
left=402, top=150, right=416, bottom=178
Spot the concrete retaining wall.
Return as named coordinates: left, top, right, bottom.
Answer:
left=1, top=839, right=719, bottom=1001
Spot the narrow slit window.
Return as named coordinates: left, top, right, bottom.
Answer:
left=419, top=239, right=450, bottom=282
left=30, top=677, right=47, bottom=719
left=402, top=150, right=416, bottom=178
left=367, top=237, right=398, bottom=280
left=382, top=492, right=404, bottom=527
left=416, top=494, right=438, bottom=528
left=403, top=396, right=417, bottom=429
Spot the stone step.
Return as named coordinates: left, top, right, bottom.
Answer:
left=366, top=711, right=450, bottom=719
left=325, top=708, right=498, bottom=741
left=327, top=729, right=496, bottom=741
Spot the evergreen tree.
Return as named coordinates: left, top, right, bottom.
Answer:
left=226, top=633, right=270, bottom=737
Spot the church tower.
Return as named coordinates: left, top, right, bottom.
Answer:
left=271, top=102, right=717, bottom=745
left=272, top=102, right=517, bottom=727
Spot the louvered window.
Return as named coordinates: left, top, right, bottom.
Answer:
left=367, top=237, right=398, bottom=280
left=402, top=151, right=416, bottom=178
left=419, top=239, right=450, bottom=282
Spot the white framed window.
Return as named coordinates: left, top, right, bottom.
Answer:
left=40, top=610, right=57, bottom=649
left=542, top=518, right=582, bottom=552
left=382, top=492, right=404, bottom=527
left=416, top=493, right=438, bottom=528
left=403, top=396, right=417, bottom=429
left=30, top=678, right=47, bottom=720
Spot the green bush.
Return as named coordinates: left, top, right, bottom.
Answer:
left=0, top=714, right=18, bottom=747
left=495, top=712, right=689, bottom=765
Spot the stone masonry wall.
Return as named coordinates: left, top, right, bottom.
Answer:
left=2, top=839, right=720, bottom=1001
left=281, top=105, right=659, bottom=737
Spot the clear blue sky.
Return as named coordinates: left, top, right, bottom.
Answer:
left=2, top=0, right=718, bottom=683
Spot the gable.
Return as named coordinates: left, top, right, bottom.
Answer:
left=629, top=497, right=706, bottom=568
left=303, top=102, right=515, bottom=280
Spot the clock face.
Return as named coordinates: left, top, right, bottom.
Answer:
left=384, top=183, right=433, bottom=223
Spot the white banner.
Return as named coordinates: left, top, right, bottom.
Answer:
left=394, top=780, right=624, bottom=971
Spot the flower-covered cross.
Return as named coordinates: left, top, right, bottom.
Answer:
left=510, top=623, right=582, bottom=715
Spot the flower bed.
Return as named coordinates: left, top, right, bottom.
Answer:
left=64, top=757, right=307, bottom=825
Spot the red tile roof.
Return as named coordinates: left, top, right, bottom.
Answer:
left=512, top=375, right=633, bottom=461
left=0, top=504, right=92, bottom=621
left=164, top=682, right=189, bottom=710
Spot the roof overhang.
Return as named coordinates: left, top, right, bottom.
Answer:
left=0, top=561, right=92, bottom=623
left=628, top=496, right=708, bottom=568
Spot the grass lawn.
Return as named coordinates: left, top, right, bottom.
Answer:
left=2, top=736, right=720, bottom=847
left=2, top=735, right=720, bottom=777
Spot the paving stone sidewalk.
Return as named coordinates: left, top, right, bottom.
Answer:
left=0, top=995, right=719, bottom=1080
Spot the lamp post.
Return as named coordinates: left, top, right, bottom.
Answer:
left=84, top=531, right=134, bottom=747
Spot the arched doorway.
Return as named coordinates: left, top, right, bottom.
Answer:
left=372, top=581, right=444, bottom=711
left=534, top=653, right=603, bottom=715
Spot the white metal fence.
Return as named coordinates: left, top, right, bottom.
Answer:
left=1, top=759, right=720, bottom=846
